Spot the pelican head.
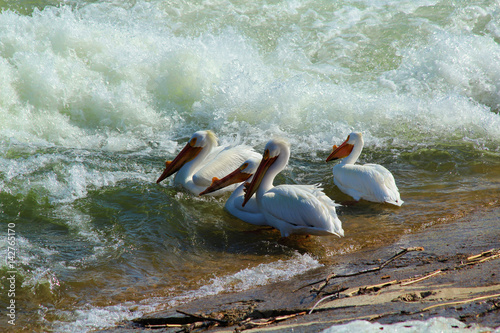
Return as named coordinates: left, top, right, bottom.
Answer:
left=199, top=156, right=261, bottom=196
left=157, top=130, right=218, bottom=183
left=326, top=132, right=363, bottom=162
left=242, top=138, right=290, bottom=207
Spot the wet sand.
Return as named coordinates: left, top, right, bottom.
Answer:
left=102, top=202, right=500, bottom=332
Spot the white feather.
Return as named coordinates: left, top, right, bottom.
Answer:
left=329, top=132, right=403, bottom=206
left=247, top=138, right=344, bottom=238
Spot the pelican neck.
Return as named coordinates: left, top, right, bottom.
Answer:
left=340, top=140, right=363, bottom=165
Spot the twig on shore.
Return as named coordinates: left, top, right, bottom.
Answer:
left=308, top=248, right=500, bottom=315
left=467, top=248, right=497, bottom=261
left=296, top=247, right=424, bottom=294
left=346, top=280, right=399, bottom=297
left=400, top=270, right=442, bottom=286
left=238, top=312, right=307, bottom=331
left=465, top=249, right=500, bottom=265
left=176, top=309, right=228, bottom=325
left=310, top=292, right=500, bottom=326
left=421, top=293, right=500, bottom=312
left=308, top=289, right=349, bottom=315
left=145, top=323, right=183, bottom=329
left=309, top=280, right=399, bottom=314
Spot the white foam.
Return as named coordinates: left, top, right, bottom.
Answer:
left=322, top=317, right=499, bottom=333
left=0, top=235, right=50, bottom=268
left=0, top=149, right=154, bottom=206
left=382, top=28, right=500, bottom=129
left=0, top=235, right=61, bottom=305
left=1, top=1, right=499, bottom=156
left=0, top=4, right=169, bottom=150
left=167, top=252, right=322, bottom=308
left=53, top=302, right=158, bottom=333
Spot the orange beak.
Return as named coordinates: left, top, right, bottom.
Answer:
left=242, top=151, right=277, bottom=207
left=199, top=166, right=253, bottom=196
left=156, top=142, right=202, bottom=183
left=326, top=137, right=354, bottom=162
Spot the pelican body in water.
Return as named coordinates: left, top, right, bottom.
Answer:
left=326, top=132, right=403, bottom=206
left=243, top=138, right=344, bottom=238
left=199, top=156, right=267, bottom=226
left=157, top=130, right=259, bottom=196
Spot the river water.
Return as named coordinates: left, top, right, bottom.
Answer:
left=0, top=0, right=499, bottom=331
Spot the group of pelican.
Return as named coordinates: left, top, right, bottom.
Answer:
left=156, top=130, right=403, bottom=238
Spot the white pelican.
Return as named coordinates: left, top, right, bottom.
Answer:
left=242, top=138, right=344, bottom=238
left=157, top=130, right=259, bottom=195
left=326, top=132, right=403, bottom=206
left=199, top=156, right=267, bottom=226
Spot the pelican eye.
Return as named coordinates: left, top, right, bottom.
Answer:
left=263, top=149, right=270, bottom=160
left=239, top=163, right=249, bottom=171
left=189, top=137, right=197, bottom=147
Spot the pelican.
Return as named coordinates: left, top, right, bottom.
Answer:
left=156, top=130, right=259, bottom=195
left=326, top=132, right=403, bottom=206
left=199, top=156, right=267, bottom=226
left=242, top=138, right=344, bottom=238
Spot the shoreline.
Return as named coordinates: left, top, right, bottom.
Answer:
left=102, top=202, right=500, bottom=332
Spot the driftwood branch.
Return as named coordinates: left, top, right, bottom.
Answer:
left=175, top=309, right=228, bottom=325
left=238, top=312, right=307, bottom=331
left=400, top=269, right=442, bottom=286
left=467, top=248, right=497, bottom=261
left=308, top=248, right=500, bottom=315
left=310, top=291, right=500, bottom=327
left=296, top=247, right=424, bottom=294
left=421, top=293, right=500, bottom=312
left=144, top=310, right=229, bottom=332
